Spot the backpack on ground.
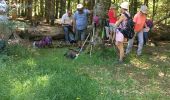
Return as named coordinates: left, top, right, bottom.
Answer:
left=33, top=36, right=52, bottom=48
left=118, top=13, right=135, bottom=39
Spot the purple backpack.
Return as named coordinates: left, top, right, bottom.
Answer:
left=34, top=36, right=52, bottom=48
left=44, top=36, right=52, bottom=46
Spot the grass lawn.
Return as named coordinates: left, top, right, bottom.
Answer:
left=0, top=42, right=170, bottom=100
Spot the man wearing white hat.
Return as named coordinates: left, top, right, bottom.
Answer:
left=126, top=5, right=148, bottom=56
left=73, top=4, right=91, bottom=45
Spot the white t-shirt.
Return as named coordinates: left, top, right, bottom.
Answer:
left=61, top=13, right=73, bottom=26
left=0, top=1, right=8, bottom=21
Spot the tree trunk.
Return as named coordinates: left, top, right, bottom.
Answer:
left=21, top=0, right=25, bottom=16
left=45, top=0, right=50, bottom=23
left=27, top=0, right=33, bottom=20
left=144, top=0, right=149, bottom=7
left=34, top=0, right=38, bottom=16
left=50, top=0, right=55, bottom=26
left=55, top=0, right=59, bottom=18
left=152, top=0, right=156, bottom=20
left=77, top=0, right=80, bottom=4
left=130, top=0, right=138, bottom=17
left=18, top=0, right=21, bottom=17
left=67, top=0, right=71, bottom=10
left=40, top=0, right=44, bottom=17
left=59, top=0, right=66, bottom=18
left=93, top=0, right=111, bottom=37
left=94, top=0, right=111, bottom=21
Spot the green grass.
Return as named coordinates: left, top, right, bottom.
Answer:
left=0, top=43, right=170, bottom=100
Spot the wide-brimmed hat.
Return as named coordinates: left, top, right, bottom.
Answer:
left=140, top=5, right=148, bottom=14
left=120, top=2, right=129, bottom=10
left=77, top=4, right=83, bottom=9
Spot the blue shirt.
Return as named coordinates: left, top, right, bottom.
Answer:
left=74, top=9, right=90, bottom=30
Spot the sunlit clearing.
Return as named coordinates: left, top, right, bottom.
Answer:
left=10, top=75, right=49, bottom=97
left=26, top=58, right=37, bottom=68
left=130, top=58, right=151, bottom=69
left=37, top=75, right=49, bottom=87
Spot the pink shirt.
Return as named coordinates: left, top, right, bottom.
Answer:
left=133, top=12, right=146, bottom=32
left=108, top=9, right=117, bottom=24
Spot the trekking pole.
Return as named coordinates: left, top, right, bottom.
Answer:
left=75, top=32, right=91, bottom=59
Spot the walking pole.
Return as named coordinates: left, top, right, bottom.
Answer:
left=75, top=32, right=91, bottom=59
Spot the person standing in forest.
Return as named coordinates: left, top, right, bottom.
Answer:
left=73, top=4, right=91, bottom=46
left=113, top=1, right=130, bottom=63
left=126, top=5, right=148, bottom=56
left=0, top=0, right=9, bottom=40
left=61, top=9, right=75, bottom=44
left=143, top=18, right=153, bottom=45
left=107, top=4, right=117, bottom=42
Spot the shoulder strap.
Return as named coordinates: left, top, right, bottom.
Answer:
left=123, top=12, right=131, bottom=19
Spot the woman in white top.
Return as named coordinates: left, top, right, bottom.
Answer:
left=114, top=2, right=130, bottom=63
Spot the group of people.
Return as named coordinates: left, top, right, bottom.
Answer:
left=61, top=2, right=154, bottom=63
left=107, top=2, right=153, bottom=63
left=61, top=4, right=91, bottom=45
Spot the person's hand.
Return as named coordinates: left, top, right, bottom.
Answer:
left=73, top=28, right=75, bottom=33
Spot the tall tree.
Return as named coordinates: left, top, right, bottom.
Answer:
left=27, top=0, right=33, bottom=20
left=55, top=0, right=59, bottom=18
left=67, top=0, right=71, bottom=10
left=59, top=0, right=66, bottom=18
left=45, top=0, right=51, bottom=23
left=50, top=0, right=55, bottom=25
left=40, top=0, right=45, bottom=17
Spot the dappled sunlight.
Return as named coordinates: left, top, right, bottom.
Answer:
left=130, top=58, right=151, bottom=69
left=152, top=55, right=169, bottom=63
left=36, top=75, right=49, bottom=87
left=77, top=67, right=113, bottom=84
left=10, top=80, right=32, bottom=96
left=159, top=72, right=165, bottom=78
left=10, top=75, right=49, bottom=97
left=26, top=58, right=37, bottom=68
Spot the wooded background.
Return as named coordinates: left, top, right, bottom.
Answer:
left=7, top=0, right=170, bottom=25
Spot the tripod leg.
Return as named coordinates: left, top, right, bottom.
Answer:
left=77, top=32, right=91, bottom=55
left=90, top=44, right=93, bottom=57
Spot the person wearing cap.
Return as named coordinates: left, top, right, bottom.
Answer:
left=113, top=1, right=130, bottom=63
left=126, top=5, right=148, bottom=56
left=61, top=9, right=75, bottom=43
left=73, top=4, right=91, bottom=45
left=107, top=4, right=117, bottom=42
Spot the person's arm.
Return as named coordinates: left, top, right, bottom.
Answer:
left=133, top=14, right=138, bottom=24
left=85, top=9, right=92, bottom=15
left=61, top=14, right=65, bottom=25
left=73, top=13, right=76, bottom=32
left=115, top=14, right=125, bottom=27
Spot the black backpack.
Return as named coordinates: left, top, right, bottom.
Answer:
left=118, top=13, right=135, bottom=39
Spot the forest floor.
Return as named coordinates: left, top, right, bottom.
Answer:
left=0, top=40, right=170, bottom=100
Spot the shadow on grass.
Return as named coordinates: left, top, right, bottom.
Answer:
left=0, top=43, right=170, bottom=99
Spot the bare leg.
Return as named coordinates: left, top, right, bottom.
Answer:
left=116, top=42, right=124, bottom=62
